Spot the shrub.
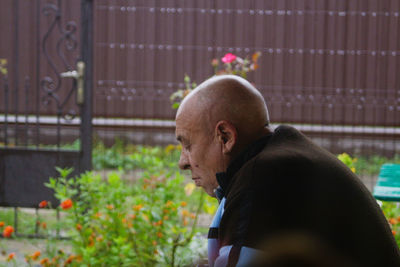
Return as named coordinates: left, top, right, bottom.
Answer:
left=380, top=201, right=400, bottom=248
left=337, top=153, right=357, bottom=173
left=42, top=166, right=215, bottom=266
left=92, top=141, right=181, bottom=171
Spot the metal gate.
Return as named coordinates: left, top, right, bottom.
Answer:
left=0, top=0, right=92, bottom=210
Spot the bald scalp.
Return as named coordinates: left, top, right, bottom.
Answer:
left=177, top=75, right=270, bottom=143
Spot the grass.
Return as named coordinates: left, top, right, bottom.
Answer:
left=0, top=208, right=71, bottom=237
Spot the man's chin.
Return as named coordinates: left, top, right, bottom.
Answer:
left=193, top=179, right=202, bottom=186
left=205, top=189, right=217, bottom=198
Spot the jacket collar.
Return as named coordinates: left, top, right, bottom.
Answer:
left=215, top=133, right=272, bottom=201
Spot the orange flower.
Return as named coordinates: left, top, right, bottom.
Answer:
left=76, top=224, right=82, bottom=231
left=252, top=51, right=261, bottom=62
left=142, top=214, right=149, bottom=222
left=65, top=255, right=75, bottom=264
left=3, top=225, right=14, bottom=238
left=129, top=214, right=137, bottom=220
left=133, top=204, right=143, bottom=211
left=389, top=218, right=397, bottom=225
left=51, top=256, right=59, bottom=264
left=0, top=221, right=4, bottom=227
left=393, top=230, right=397, bottom=236
left=180, top=201, right=187, bottom=207
left=95, top=212, right=102, bottom=218
left=60, top=199, right=73, bottom=210
left=7, top=252, right=15, bottom=261
left=39, top=200, right=48, bottom=208
left=75, top=255, right=83, bottom=262
left=87, top=236, right=95, bottom=247
left=181, top=210, right=189, bottom=217
left=157, top=232, right=163, bottom=238
left=42, top=222, right=47, bottom=229
left=106, top=204, right=114, bottom=210
left=165, top=200, right=173, bottom=207
left=152, top=220, right=163, bottom=226
left=189, top=213, right=196, bottom=219
left=31, top=251, right=41, bottom=260
left=40, top=257, right=49, bottom=265
left=183, top=218, right=188, bottom=226
left=152, top=240, right=157, bottom=246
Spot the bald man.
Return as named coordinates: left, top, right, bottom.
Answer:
left=175, top=75, right=400, bottom=267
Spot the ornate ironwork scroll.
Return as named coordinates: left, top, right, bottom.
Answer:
left=40, top=0, right=79, bottom=126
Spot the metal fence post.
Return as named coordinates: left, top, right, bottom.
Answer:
left=80, top=0, right=93, bottom=172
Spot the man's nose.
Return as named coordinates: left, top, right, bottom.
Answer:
left=178, top=151, right=190, bottom=170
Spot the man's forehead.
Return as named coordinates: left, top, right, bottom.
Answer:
left=175, top=116, right=193, bottom=141
left=175, top=108, right=204, bottom=142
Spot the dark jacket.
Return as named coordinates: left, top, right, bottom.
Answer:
left=211, top=125, right=400, bottom=266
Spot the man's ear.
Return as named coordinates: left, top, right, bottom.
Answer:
left=215, top=120, right=237, bottom=154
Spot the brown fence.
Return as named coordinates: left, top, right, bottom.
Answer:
left=0, top=0, right=399, bottom=155
left=92, top=0, right=400, bottom=127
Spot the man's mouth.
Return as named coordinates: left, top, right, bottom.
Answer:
left=192, top=177, right=201, bottom=186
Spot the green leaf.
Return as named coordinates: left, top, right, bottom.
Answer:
left=55, top=167, right=74, bottom=178
left=172, top=102, right=180, bottom=109
left=107, top=172, right=121, bottom=186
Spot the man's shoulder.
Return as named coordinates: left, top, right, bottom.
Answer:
left=258, top=124, right=336, bottom=162
left=246, top=125, right=322, bottom=167
left=232, top=124, right=349, bottom=189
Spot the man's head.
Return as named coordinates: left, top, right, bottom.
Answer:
left=175, top=75, right=270, bottom=196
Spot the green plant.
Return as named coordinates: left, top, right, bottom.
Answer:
left=213, top=52, right=261, bottom=78
left=353, top=155, right=400, bottom=176
left=380, top=201, right=400, bottom=247
left=0, top=59, right=7, bottom=76
left=337, top=153, right=400, bottom=176
left=0, top=143, right=219, bottom=266
left=92, top=140, right=181, bottom=171
left=170, top=52, right=261, bottom=109
left=337, top=153, right=357, bottom=173
left=170, top=75, right=197, bottom=109
left=0, top=208, right=43, bottom=236
left=39, top=165, right=214, bottom=266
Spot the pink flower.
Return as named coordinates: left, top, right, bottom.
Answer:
left=221, top=53, right=237, bottom=63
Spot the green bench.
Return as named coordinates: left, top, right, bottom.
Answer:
left=373, top=164, right=400, bottom=202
